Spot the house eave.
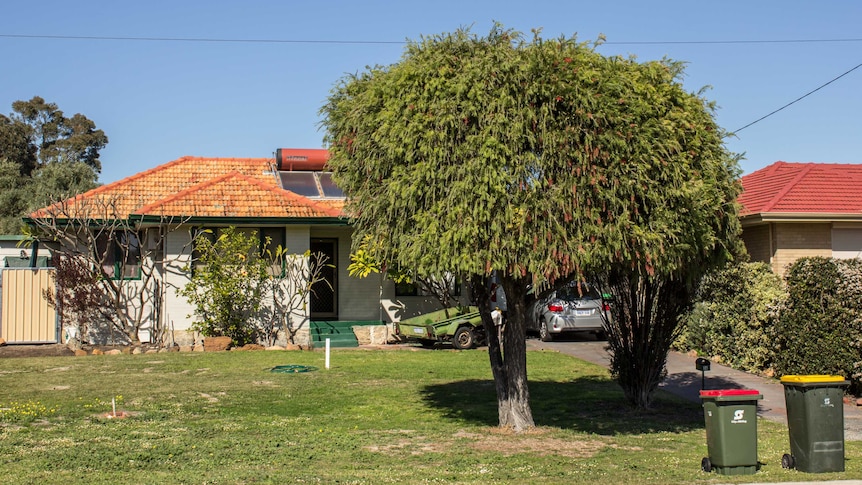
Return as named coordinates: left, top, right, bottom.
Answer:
left=134, top=215, right=350, bottom=226
left=24, top=215, right=351, bottom=229
left=741, top=212, right=862, bottom=227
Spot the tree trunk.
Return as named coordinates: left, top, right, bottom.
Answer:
left=602, top=271, right=691, bottom=409
left=473, top=275, right=535, bottom=432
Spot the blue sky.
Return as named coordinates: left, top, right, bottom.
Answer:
left=1, top=1, right=859, bottom=184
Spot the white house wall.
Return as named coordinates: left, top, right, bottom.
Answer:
left=159, top=224, right=474, bottom=345
left=162, top=228, right=196, bottom=344
left=162, top=225, right=362, bottom=345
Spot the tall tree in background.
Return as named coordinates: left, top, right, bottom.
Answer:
left=0, top=114, right=36, bottom=175
left=0, top=97, right=105, bottom=233
left=9, top=96, right=107, bottom=172
left=321, top=26, right=741, bottom=429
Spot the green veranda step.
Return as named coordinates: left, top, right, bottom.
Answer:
left=309, top=320, right=383, bottom=348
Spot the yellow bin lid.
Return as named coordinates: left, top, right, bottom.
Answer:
left=780, top=375, right=846, bottom=383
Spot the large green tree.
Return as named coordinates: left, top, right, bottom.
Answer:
left=0, top=97, right=104, bottom=233
left=321, top=26, right=741, bottom=427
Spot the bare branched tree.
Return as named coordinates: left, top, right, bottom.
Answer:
left=27, top=195, right=189, bottom=346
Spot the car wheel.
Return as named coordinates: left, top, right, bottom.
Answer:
left=453, top=326, right=475, bottom=350
left=539, top=320, right=553, bottom=342
left=594, top=330, right=607, bottom=341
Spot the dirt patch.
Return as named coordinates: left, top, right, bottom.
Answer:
left=459, top=427, right=606, bottom=458
left=365, top=427, right=606, bottom=458
left=0, top=344, right=74, bottom=358
left=0, top=343, right=161, bottom=358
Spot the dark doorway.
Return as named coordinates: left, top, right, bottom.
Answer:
left=310, top=239, right=337, bottom=319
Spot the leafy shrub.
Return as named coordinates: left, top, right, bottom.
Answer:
left=676, top=262, right=785, bottom=374
left=179, top=227, right=269, bottom=346
left=774, top=257, right=862, bottom=393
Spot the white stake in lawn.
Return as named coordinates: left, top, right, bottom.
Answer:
left=325, top=338, right=331, bottom=369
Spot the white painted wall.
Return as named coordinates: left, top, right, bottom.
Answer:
left=161, top=225, right=361, bottom=343
left=162, top=228, right=196, bottom=343
left=154, top=223, right=476, bottom=342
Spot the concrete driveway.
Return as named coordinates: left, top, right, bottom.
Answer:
left=526, top=335, right=862, bottom=441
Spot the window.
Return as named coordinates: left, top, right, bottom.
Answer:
left=394, top=281, right=419, bottom=297
left=394, top=275, right=461, bottom=297
left=96, top=231, right=142, bottom=280
left=260, top=227, right=286, bottom=276
left=191, top=228, right=217, bottom=275
left=192, top=227, right=286, bottom=276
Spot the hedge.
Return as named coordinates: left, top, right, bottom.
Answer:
left=678, top=257, right=862, bottom=394
left=774, top=257, right=862, bottom=393
left=676, top=262, right=784, bottom=374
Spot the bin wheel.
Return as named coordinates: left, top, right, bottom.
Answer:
left=781, top=453, right=795, bottom=469
left=701, top=457, right=712, bottom=473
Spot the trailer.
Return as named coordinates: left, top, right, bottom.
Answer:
left=395, top=306, right=486, bottom=349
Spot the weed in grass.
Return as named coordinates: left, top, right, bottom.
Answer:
left=0, top=400, right=56, bottom=424
left=80, top=395, right=124, bottom=412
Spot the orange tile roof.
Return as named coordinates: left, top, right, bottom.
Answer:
left=30, top=156, right=344, bottom=220
left=739, top=161, right=862, bottom=216
left=138, top=171, right=342, bottom=218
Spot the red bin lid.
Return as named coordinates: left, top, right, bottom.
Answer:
left=699, top=389, right=760, bottom=397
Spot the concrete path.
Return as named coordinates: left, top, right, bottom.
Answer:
left=526, top=337, right=862, bottom=441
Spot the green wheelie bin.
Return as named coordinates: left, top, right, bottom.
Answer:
left=780, top=375, right=849, bottom=473
left=700, top=389, right=763, bottom=475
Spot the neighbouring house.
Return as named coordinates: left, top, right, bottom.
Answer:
left=0, top=235, right=50, bottom=268
left=739, top=161, right=862, bottom=276
left=25, top=148, right=469, bottom=347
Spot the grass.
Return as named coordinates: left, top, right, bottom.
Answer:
left=0, top=347, right=860, bottom=484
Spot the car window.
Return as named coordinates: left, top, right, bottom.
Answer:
left=556, top=283, right=601, bottom=301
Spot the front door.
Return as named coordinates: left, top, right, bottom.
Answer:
left=310, top=239, right=337, bottom=319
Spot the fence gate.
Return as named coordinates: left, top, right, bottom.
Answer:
left=0, top=268, right=59, bottom=344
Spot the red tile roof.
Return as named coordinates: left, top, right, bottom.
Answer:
left=739, top=161, right=862, bottom=216
left=30, top=156, right=344, bottom=220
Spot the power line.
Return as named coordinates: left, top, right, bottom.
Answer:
left=1, top=33, right=862, bottom=46
left=4, top=32, right=859, bottom=134
left=0, top=33, right=403, bottom=45
left=606, top=38, right=862, bottom=46
left=734, top=62, right=862, bottom=133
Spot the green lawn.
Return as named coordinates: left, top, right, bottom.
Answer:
left=0, top=347, right=859, bottom=484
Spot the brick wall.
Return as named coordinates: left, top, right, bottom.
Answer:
left=772, top=223, right=832, bottom=276
left=742, top=224, right=772, bottom=264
